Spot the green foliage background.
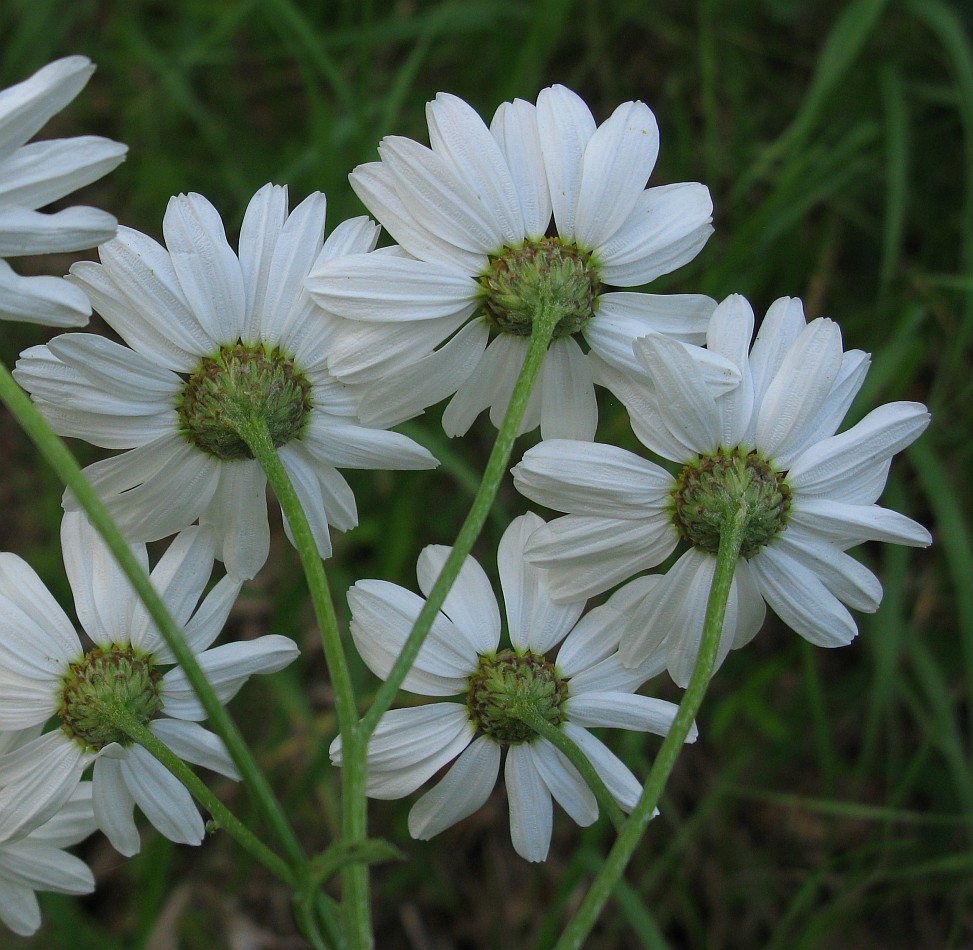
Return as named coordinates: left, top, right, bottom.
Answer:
left=0, top=0, right=969, bottom=946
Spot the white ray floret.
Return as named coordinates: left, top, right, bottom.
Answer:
left=331, top=513, right=694, bottom=862
left=0, top=512, right=298, bottom=854
left=307, top=85, right=720, bottom=441
left=513, top=294, right=931, bottom=687
left=0, top=56, right=126, bottom=326
left=14, top=184, right=438, bottom=579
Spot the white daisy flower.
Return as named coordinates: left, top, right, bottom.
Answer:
left=0, top=512, right=299, bottom=854
left=14, top=184, right=437, bottom=579
left=306, top=84, right=719, bottom=440
left=513, top=294, right=932, bottom=687
left=0, top=55, right=126, bottom=326
left=331, top=513, right=694, bottom=862
left=0, top=728, right=96, bottom=937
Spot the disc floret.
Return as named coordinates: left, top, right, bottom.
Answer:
left=671, top=448, right=792, bottom=559
left=480, top=238, right=601, bottom=340
left=466, top=649, right=568, bottom=744
left=178, top=341, right=313, bottom=460
left=59, top=646, right=164, bottom=751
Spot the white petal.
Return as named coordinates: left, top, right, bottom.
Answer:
left=786, top=402, right=930, bottom=503
left=408, top=736, right=500, bottom=839
left=513, top=439, right=671, bottom=517
left=426, top=93, right=525, bottom=244
left=748, top=296, right=807, bottom=406
left=755, top=318, right=843, bottom=461
left=197, top=460, right=270, bottom=580
left=348, top=580, right=476, bottom=694
left=276, top=446, right=339, bottom=559
left=0, top=841, right=93, bottom=895
left=530, top=739, right=598, bottom=827
left=497, top=512, right=585, bottom=654
left=238, top=183, right=289, bottom=341
left=562, top=722, right=643, bottom=812
left=525, top=515, right=678, bottom=601
left=162, top=636, right=299, bottom=720
left=301, top=417, right=437, bottom=470
left=707, top=294, right=757, bottom=446
left=92, top=756, right=140, bottom=856
left=568, top=693, right=695, bottom=740
left=536, top=85, right=596, bottom=241
left=505, top=744, right=553, bottom=862
left=575, top=100, right=659, bottom=248
left=0, top=205, right=118, bottom=255
left=179, top=574, right=243, bottom=655
left=121, top=745, right=204, bottom=846
left=595, top=183, right=713, bottom=286
left=585, top=292, right=714, bottom=374
left=151, top=719, right=239, bottom=780
left=539, top=337, right=598, bottom=441
left=354, top=319, right=489, bottom=428
left=0, top=259, right=90, bottom=327
left=0, top=880, right=40, bottom=937
left=162, top=192, right=246, bottom=343
left=307, top=252, right=478, bottom=322
left=790, top=498, right=932, bottom=547
left=750, top=546, right=859, bottom=648
left=416, top=545, right=501, bottom=655
left=489, top=98, right=552, bottom=237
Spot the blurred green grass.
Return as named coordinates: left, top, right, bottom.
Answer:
left=0, top=0, right=969, bottom=946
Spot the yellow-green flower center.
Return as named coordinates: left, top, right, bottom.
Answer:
left=59, top=646, right=163, bottom=751
left=479, top=238, right=601, bottom=340
left=466, top=649, right=568, bottom=744
left=178, top=341, right=313, bottom=461
left=671, top=448, right=792, bottom=558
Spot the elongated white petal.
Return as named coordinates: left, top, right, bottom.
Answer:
left=568, top=692, right=695, bottom=740
left=0, top=880, right=41, bottom=937
left=530, top=739, right=598, bottom=827
left=417, top=545, right=501, bottom=655
left=408, top=736, right=501, bottom=839
left=426, top=93, right=525, bottom=244
left=575, top=100, right=659, bottom=248
left=179, top=574, right=243, bottom=655
left=0, top=259, right=90, bottom=326
left=748, top=296, right=807, bottom=406
left=790, top=498, right=932, bottom=547
left=513, top=439, right=671, bottom=516
left=151, top=719, right=239, bottom=780
left=497, top=512, right=585, bottom=654
left=162, top=192, right=246, bottom=343
left=92, top=756, right=140, bottom=856
left=276, top=447, right=338, bottom=559
left=302, top=417, right=437, bottom=470
left=0, top=206, right=118, bottom=255
left=562, top=722, right=642, bottom=812
left=0, top=841, right=93, bottom=895
left=750, top=546, right=859, bottom=648
left=121, top=745, right=204, bottom=846
left=490, top=98, right=552, bottom=237
left=197, top=460, right=269, bottom=581
left=505, top=743, right=553, bottom=862
left=348, top=580, right=476, bottom=694
left=238, top=183, right=288, bottom=341
left=539, top=337, right=598, bottom=440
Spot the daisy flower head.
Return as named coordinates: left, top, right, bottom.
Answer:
left=513, top=294, right=932, bottom=687
left=306, top=85, right=718, bottom=441
left=0, top=730, right=96, bottom=937
left=0, top=56, right=126, bottom=326
left=0, top=512, right=299, bottom=855
left=331, top=513, right=695, bottom=863
left=14, top=184, right=438, bottom=579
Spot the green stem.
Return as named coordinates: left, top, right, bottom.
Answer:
left=0, top=361, right=308, bottom=873
left=554, top=501, right=750, bottom=950
left=361, top=303, right=563, bottom=737
left=513, top=703, right=625, bottom=830
left=110, top=706, right=295, bottom=887
left=233, top=414, right=368, bottom=949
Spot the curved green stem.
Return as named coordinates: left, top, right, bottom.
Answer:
left=233, top=414, right=367, bottom=949
left=513, top=704, right=625, bottom=830
left=361, top=303, right=563, bottom=738
left=110, top=706, right=295, bottom=887
left=554, top=501, right=750, bottom=950
left=0, top=361, right=308, bottom=874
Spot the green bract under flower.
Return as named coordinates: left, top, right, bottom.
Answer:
left=178, top=342, right=313, bottom=460
left=671, top=447, right=792, bottom=559
left=466, top=649, right=568, bottom=744
left=479, top=238, right=601, bottom=340
left=59, top=645, right=163, bottom=751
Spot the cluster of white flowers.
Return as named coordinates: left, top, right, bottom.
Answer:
left=0, top=56, right=930, bottom=932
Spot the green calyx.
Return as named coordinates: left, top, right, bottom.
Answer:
left=466, top=649, right=568, bottom=744
left=59, top=645, right=163, bottom=750
left=479, top=238, right=600, bottom=340
left=178, top=341, right=313, bottom=460
left=671, top=447, right=792, bottom=559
